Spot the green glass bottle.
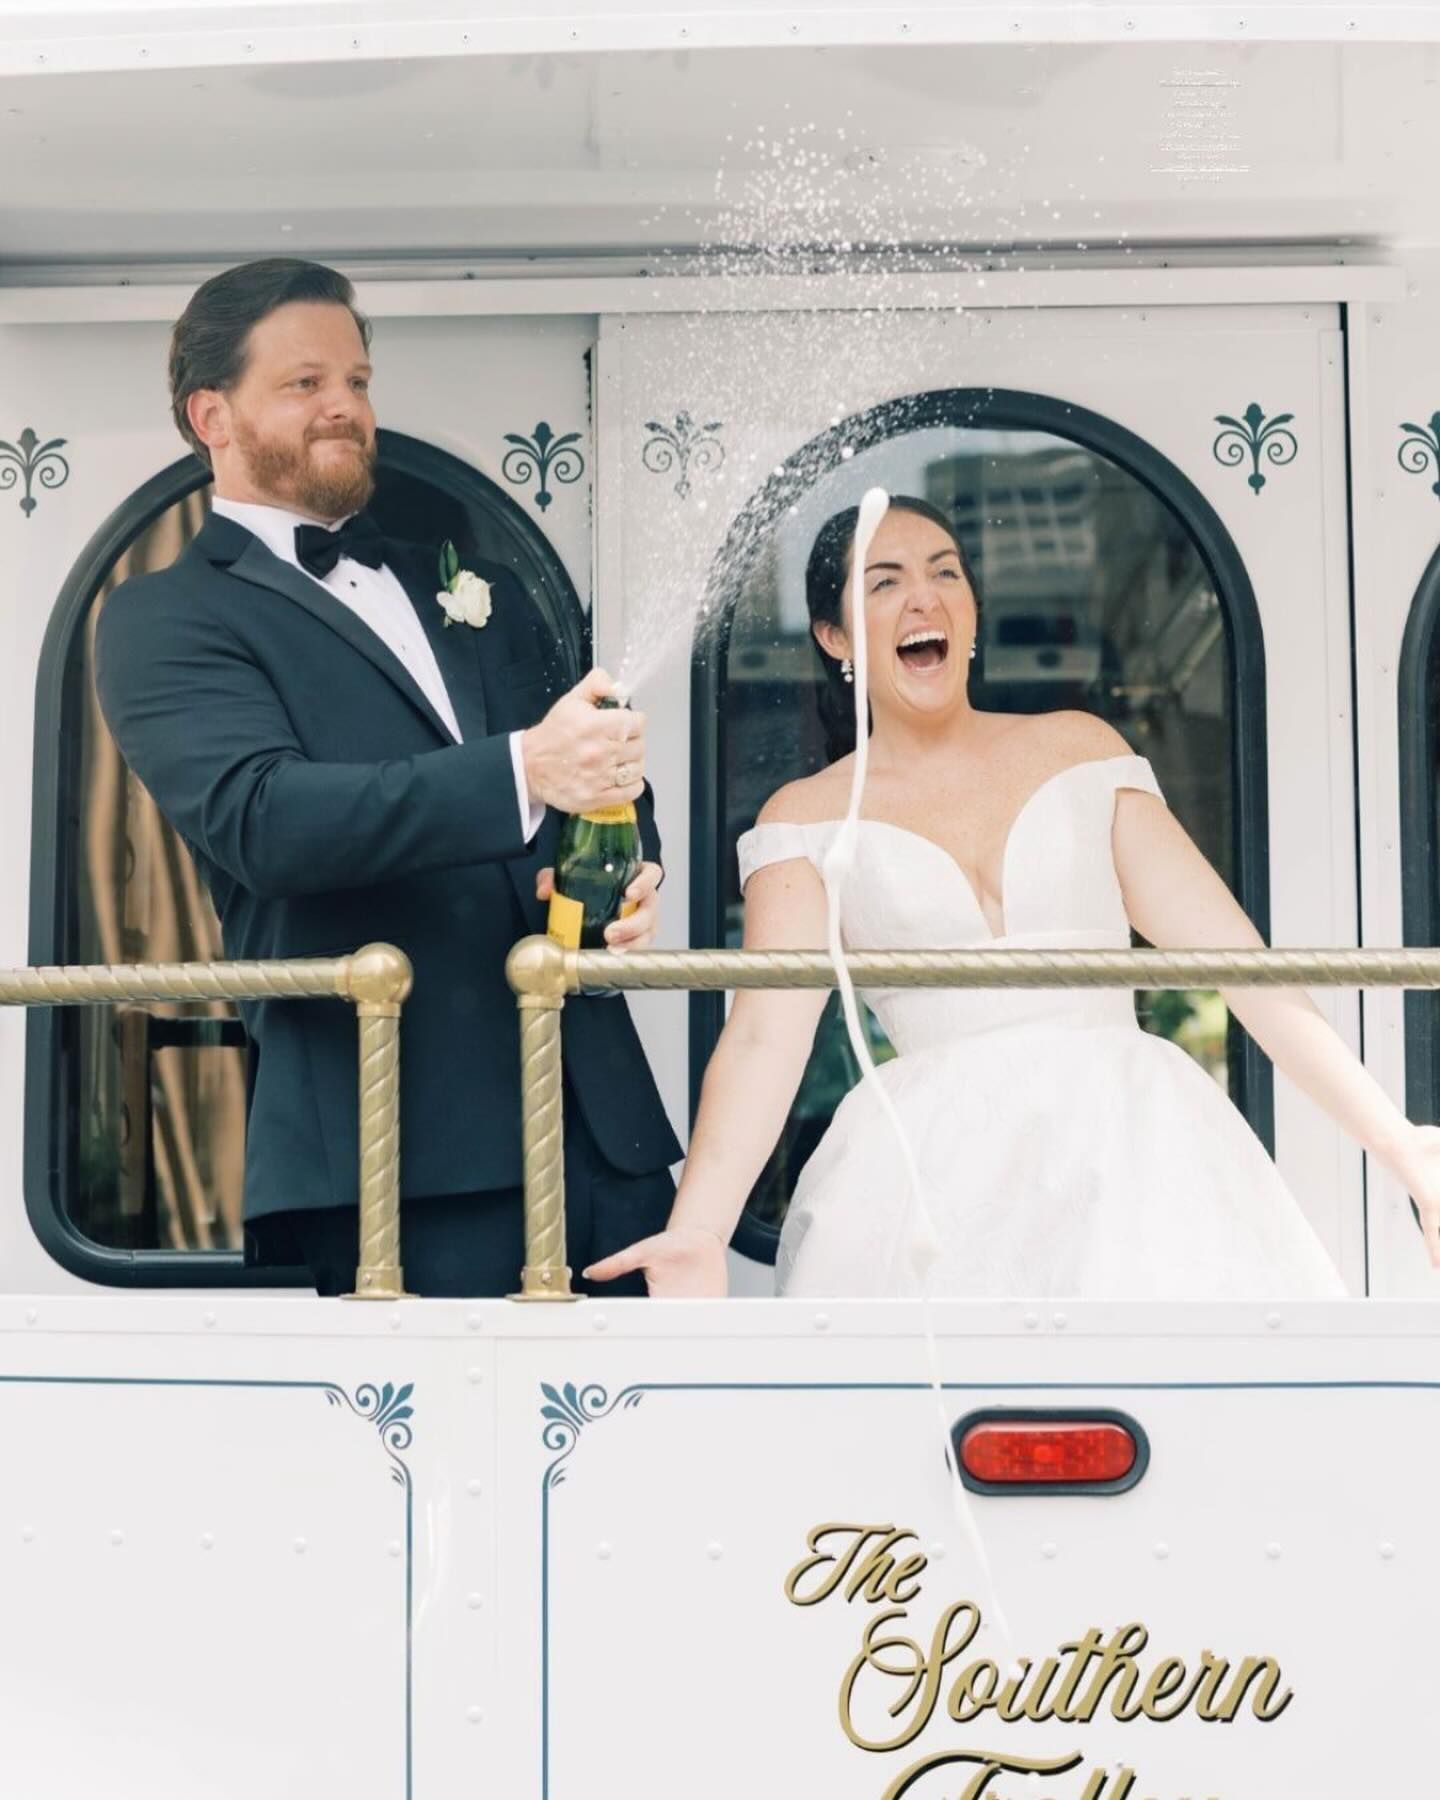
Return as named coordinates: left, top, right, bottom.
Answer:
left=546, top=700, right=643, bottom=951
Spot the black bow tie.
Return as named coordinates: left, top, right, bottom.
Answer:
left=294, top=513, right=386, bottom=580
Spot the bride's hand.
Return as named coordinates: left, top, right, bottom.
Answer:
left=584, top=1224, right=729, bottom=1297
left=1389, top=1124, right=1440, bottom=1268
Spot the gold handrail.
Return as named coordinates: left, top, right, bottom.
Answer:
left=1, top=941, right=413, bottom=1300
left=506, top=935, right=1440, bottom=1301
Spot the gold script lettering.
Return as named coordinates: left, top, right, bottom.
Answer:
left=784, top=1523, right=930, bottom=1608
left=1213, top=1654, right=1294, bottom=1723
left=839, top=1601, right=980, bottom=1751
left=879, top=1745, right=1086, bottom=1800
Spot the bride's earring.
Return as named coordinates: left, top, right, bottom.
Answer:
left=840, top=657, right=854, bottom=684
left=969, top=643, right=978, bottom=661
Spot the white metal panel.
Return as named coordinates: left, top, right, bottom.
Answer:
left=483, top=1294, right=1440, bottom=1799
left=3, top=36, right=1440, bottom=261
left=1347, top=253, right=1440, bottom=1297
left=0, top=1294, right=1429, bottom=1797
left=2, top=1, right=1438, bottom=81
left=598, top=301, right=1363, bottom=1287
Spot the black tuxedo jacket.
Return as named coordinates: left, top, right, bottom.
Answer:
left=94, top=510, right=681, bottom=1221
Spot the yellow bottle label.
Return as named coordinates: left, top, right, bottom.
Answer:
left=547, top=890, right=585, bottom=949
left=577, top=803, right=639, bottom=825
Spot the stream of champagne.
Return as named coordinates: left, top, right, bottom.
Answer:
left=818, top=486, right=1016, bottom=1661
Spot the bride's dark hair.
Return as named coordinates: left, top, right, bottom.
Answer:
left=804, top=494, right=982, bottom=763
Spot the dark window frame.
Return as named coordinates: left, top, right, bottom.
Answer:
left=27, top=429, right=584, bottom=1287
left=689, top=386, right=1274, bottom=1266
left=1398, top=540, right=1440, bottom=1125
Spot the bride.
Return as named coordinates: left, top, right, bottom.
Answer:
left=587, top=496, right=1440, bottom=1299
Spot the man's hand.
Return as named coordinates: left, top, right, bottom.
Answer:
left=536, top=861, right=663, bottom=951
left=520, top=667, right=646, bottom=816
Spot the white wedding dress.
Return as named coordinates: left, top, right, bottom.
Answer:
left=737, top=754, right=1348, bottom=1300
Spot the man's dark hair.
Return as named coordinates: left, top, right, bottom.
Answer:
left=168, top=258, right=372, bottom=467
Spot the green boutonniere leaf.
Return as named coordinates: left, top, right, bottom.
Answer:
left=438, top=538, right=461, bottom=589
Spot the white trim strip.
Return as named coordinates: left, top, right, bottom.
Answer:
left=2, top=8, right=1435, bottom=80
left=0, top=265, right=1408, bottom=326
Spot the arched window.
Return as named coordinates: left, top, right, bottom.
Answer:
left=1398, top=542, right=1440, bottom=1124
left=28, top=429, right=584, bottom=1286
left=691, top=389, right=1271, bottom=1265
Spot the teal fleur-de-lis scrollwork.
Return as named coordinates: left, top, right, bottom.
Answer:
left=641, top=411, right=725, bottom=499
left=1211, top=403, right=1298, bottom=495
left=501, top=421, right=585, bottom=512
left=326, top=1380, right=415, bottom=1487
left=540, top=1380, right=644, bottom=1489
left=1398, top=414, right=1440, bottom=497
left=0, top=426, right=70, bottom=516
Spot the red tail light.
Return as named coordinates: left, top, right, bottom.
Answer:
left=954, top=1412, right=1148, bottom=1494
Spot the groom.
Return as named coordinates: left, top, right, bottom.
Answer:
left=95, top=258, right=681, bottom=1296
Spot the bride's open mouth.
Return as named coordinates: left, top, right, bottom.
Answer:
left=896, top=628, right=950, bottom=674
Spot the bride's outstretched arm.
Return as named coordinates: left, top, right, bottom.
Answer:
left=584, top=854, right=832, bottom=1295
left=1113, top=790, right=1440, bottom=1269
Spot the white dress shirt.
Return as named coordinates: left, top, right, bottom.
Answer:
left=211, top=496, right=542, bottom=842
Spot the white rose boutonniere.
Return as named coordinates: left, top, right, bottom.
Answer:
left=436, top=539, right=493, bottom=629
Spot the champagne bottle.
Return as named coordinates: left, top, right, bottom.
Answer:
left=546, top=698, right=643, bottom=951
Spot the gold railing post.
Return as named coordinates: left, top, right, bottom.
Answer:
left=506, top=935, right=579, bottom=1302
left=342, top=943, right=414, bottom=1300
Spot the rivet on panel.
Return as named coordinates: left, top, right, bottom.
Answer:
left=24, top=1308, right=36, bottom=1326
left=388, top=1313, right=402, bottom=1331
left=592, top=1313, right=609, bottom=1333
left=466, top=1705, right=483, bottom=1725
left=928, top=1541, right=947, bottom=1560
left=467, top=1592, right=484, bottom=1609
left=1023, top=1311, right=1039, bottom=1330
left=466, top=1312, right=484, bottom=1332
left=1041, top=1541, right=1058, bottom=1560
left=1264, top=1312, right=1283, bottom=1330
left=294, top=1537, right=309, bottom=1555
left=110, top=1529, right=124, bottom=1548
left=814, top=1312, right=831, bottom=1332
left=467, top=1367, right=485, bottom=1385
left=1380, top=1541, right=1397, bottom=1560
left=706, top=1542, right=725, bottom=1561
left=387, top=1541, right=402, bottom=1558
left=596, top=1542, right=612, bottom=1561
left=200, top=1533, right=215, bottom=1551
left=1265, top=1542, right=1282, bottom=1560
left=1052, top=1311, right=1068, bottom=1330
left=21, top=1526, right=35, bottom=1543
left=466, top=1479, right=483, bottom=1498
left=1153, top=1542, right=1170, bottom=1560
left=203, top=1311, right=217, bottom=1329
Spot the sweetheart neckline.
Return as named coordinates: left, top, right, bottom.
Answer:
left=797, top=753, right=1144, bottom=942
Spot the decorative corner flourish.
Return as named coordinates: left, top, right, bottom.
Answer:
left=327, top=1380, right=415, bottom=1489
left=1211, top=403, right=1297, bottom=495
left=541, top=1380, right=644, bottom=1490
left=0, top=427, right=70, bottom=516
left=501, top=421, right=585, bottom=512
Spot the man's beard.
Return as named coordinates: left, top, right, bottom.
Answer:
left=232, top=413, right=377, bottom=519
